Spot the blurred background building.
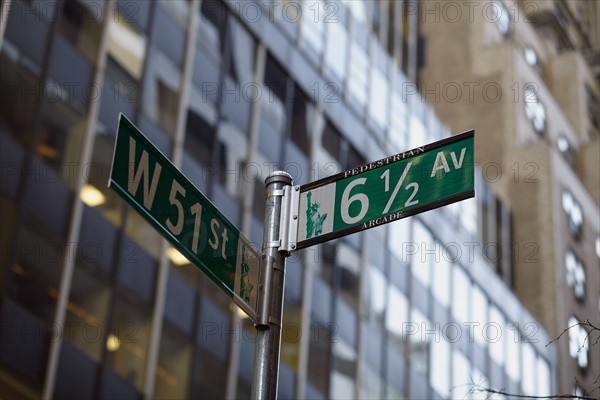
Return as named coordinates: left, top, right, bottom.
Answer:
left=0, top=0, right=588, bottom=399
left=419, top=0, right=600, bottom=396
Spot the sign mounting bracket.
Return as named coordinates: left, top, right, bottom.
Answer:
left=279, top=185, right=300, bottom=252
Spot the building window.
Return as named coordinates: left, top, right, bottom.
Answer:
left=409, top=308, right=431, bottom=376
left=386, top=284, right=408, bottom=353
left=321, top=120, right=365, bottom=170
left=521, top=343, right=537, bottom=396
left=262, top=54, right=288, bottom=134
left=199, top=0, right=226, bottom=60
left=290, top=88, right=313, bottom=156
left=154, top=323, right=192, bottom=399
left=185, top=109, right=214, bottom=165
left=59, top=0, right=103, bottom=63
left=524, top=86, right=546, bottom=135
left=105, top=292, right=152, bottom=391
left=489, top=305, right=506, bottom=366
left=330, top=338, right=357, bottom=399
left=368, top=67, right=389, bottom=131
left=343, top=0, right=366, bottom=24
left=367, top=265, right=387, bottom=328
left=585, top=86, right=599, bottom=132
left=524, top=46, right=539, bottom=67
left=472, top=286, right=489, bottom=348
left=565, top=250, right=586, bottom=300
left=491, top=0, right=512, bottom=37
left=557, top=135, right=575, bottom=166
left=452, top=264, right=471, bottom=323
left=411, top=221, right=432, bottom=288
left=429, top=335, right=451, bottom=397
left=506, top=324, right=521, bottom=383
left=567, top=316, right=588, bottom=369
left=107, top=12, right=147, bottom=81
left=432, top=248, right=450, bottom=307
left=86, top=133, right=124, bottom=228
left=536, top=357, right=551, bottom=396
left=562, top=191, right=583, bottom=238
left=324, top=20, right=349, bottom=83
left=452, top=350, right=471, bottom=397
left=300, top=1, right=325, bottom=57
left=347, top=41, right=369, bottom=111
left=307, top=321, right=332, bottom=396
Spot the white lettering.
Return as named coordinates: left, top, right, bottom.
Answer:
left=221, top=228, right=229, bottom=260
left=450, top=148, right=467, bottom=170
left=430, top=152, right=450, bottom=177
left=209, top=219, right=220, bottom=250
left=127, top=137, right=162, bottom=209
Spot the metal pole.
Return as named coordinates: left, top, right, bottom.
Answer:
left=251, top=171, right=292, bottom=400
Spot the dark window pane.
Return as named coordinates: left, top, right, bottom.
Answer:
left=261, top=54, right=289, bottom=136
left=252, top=180, right=266, bottom=221
left=87, top=132, right=124, bottom=229
left=0, top=299, right=50, bottom=389
left=152, top=4, right=185, bottom=67
left=55, top=341, right=98, bottom=400
left=66, top=259, right=112, bottom=363
left=117, top=236, right=157, bottom=304
left=290, top=88, right=312, bottom=155
left=185, top=109, right=214, bottom=164
left=313, top=242, right=336, bottom=287
left=200, top=0, right=226, bottom=59
left=0, top=53, right=39, bottom=148
left=322, top=121, right=341, bottom=161
left=307, top=321, right=331, bottom=395
left=0, top=134, right=25, bottom=198
left=4, top=0, right=52, bottom=66
left=190, top=348, right=227, bottom=399
left=157, top=80, right=179, bottom=135
left=6, top=224, right=62, bottom=323
left=154, top=323, right=192, bottom=399
left=264, top=54, right=288, bottom=104
left=99, top=367, right=140, bottom=399
left=345, top=143, right=365, bottom=170
left=105, top=291, right=152, bottom=391
left=226, top=17, right=255, bottom=85
left=59, top=0, right=103, bottom=63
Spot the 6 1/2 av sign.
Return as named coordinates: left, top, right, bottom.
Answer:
left=296, top=130, right=475, bottom=249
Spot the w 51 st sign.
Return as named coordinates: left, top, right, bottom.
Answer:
left=108, top=115, right=260, bottom=322
left=293, top=130, right=475, bottom=250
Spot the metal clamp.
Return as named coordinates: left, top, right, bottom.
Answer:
left=262, top=240, right=281, bottom=251
left=267, top=189, right=285, bottom=198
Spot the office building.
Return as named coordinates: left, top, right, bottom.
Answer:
left=419, top=0, right=600, bottom=396
left=0, top=0, right=560, bottom=398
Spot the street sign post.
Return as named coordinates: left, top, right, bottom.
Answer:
left=108, top=114, right=260, bottom=322
left=109, top=114, right=474, bottom=399
left=291, top=130, right=475, bottom=250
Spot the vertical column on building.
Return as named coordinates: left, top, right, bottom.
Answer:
left=141, top=0, right=201, bottom=398
left=0, top=0, right=12, bottom=47
left=406, top=0, right=418, bottom=83
left=223, top=36, right=268, bottom=400
left=294, top=92, right=326, bottom=399
left=42, top=1, right=116, bottom=398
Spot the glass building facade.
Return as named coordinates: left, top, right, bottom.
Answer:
left=0, top=0, right=558, bottom=399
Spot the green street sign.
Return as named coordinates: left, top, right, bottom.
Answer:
left=109, top=114, right=260, bottom=322
left=295, top=130, right=475, bottom=249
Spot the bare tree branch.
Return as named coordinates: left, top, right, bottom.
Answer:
left=462, top=321, right=600, bottom=400
left=468, top=383, right=599, bottom=400
left=545, top=320, right=597, bottom=348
